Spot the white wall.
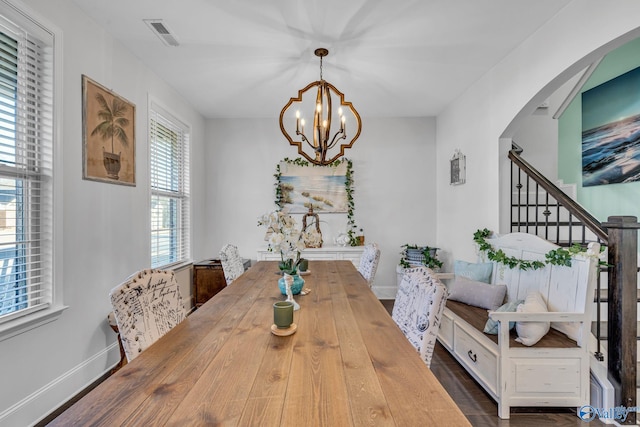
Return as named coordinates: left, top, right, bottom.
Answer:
left=499, top=74, right=581, bottom=232
left=511, top=72, right=587, bottom=184
left=5, top=0, right=640, bottom=424
left=0, top=1, right=206, bottom=425
left=513, top=109, right=559, bottom=182
left=204, top=117, right=437, bottom=298
left=436, top=0, right=640, bottom=265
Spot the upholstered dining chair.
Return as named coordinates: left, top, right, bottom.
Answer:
left=357, top=243, right=381, bottom=286
left=391, top=266, right=448, bottom=367
left=219, top=243, right=245, bottom=285
left=109, top=269, right=188, bottom=362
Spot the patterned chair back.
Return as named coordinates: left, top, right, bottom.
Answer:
left=219, top=243, right=245, bottom=284
left=357, top=243, right=381, bottom=286
left=391, top=266, right=447, bottom=367
left=109, top=269, right=187, bottom=362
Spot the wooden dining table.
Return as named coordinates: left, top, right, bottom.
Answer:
left=50, top=260, right=470, bottom=426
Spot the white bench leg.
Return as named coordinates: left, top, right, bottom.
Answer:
left=498, top=402, right=510, bottom=419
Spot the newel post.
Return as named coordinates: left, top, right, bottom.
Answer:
left=603, top=215, right=640, bottom=425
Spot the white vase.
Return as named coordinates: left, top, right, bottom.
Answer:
left=283, top=273, right=300, bottom=311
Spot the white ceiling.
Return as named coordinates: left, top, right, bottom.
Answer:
left=71, top=0, right=571, bottom=119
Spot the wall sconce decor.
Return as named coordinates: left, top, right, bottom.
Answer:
left=279, top=48, right=361, bottom=166
left=450, top=149, right=466, bottom=185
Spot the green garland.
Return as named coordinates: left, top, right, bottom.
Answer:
left=473, top=228, right=587, bottom=270
left=274, top=157, right=358, bottom=246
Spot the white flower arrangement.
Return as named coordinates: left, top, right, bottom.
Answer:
left=258, top=210, right=306, bottom=274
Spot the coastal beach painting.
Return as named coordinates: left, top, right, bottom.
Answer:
left=278, top=161, right=348, bottom=214
left=582, top=65, right=640, bottom=187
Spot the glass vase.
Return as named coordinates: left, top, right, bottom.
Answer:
left=278, top=273, right=304, bottom=295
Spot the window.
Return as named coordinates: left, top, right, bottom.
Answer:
left=150, top=103, right=190, bottom=268
left=0, top=4, right=56, bottom=327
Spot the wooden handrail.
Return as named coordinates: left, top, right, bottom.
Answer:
left=509, top=143, right=608, bottom=244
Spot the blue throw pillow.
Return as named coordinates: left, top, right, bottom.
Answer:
left=454, top=260, right=493, bottom=283
left=483, top=300, right=524, bottom=334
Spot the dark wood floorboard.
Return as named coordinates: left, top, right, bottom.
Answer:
left=379, top=299, right=604, bottom=427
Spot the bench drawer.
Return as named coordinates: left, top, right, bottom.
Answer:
left=454, top=325, right=498, bottom=394
left=438, top=310, right=454, bottom=350
left=510, top=358, right=582, bottom=396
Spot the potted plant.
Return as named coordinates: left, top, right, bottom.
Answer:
left=91, top=93, right=131, bottom=180
left=397, top=244, right=443, bottom=288
left=400, top=244, right=442, bottom=269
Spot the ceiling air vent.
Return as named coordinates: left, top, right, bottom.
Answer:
left=143, top=19, right=179, bottom=47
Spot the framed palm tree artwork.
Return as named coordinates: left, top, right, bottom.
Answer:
left=82, top=75, right=136, bottom=185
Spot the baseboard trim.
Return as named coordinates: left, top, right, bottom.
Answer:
left=0, top=342, right=120, bottom=427
left=372, top=286, right=396, bottom=299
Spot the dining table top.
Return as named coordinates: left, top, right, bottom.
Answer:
left=50, top=260, right=470, bottom=426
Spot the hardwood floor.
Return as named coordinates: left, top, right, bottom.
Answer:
left=379, top=299, right=604, bottom=427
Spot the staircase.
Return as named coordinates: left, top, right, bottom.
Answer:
left=509, top=142, right=639, bottom=423
left=510, top=143, right=606, bottom=246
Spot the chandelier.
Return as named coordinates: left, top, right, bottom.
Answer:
left=279, top=48, right=361, bottom=166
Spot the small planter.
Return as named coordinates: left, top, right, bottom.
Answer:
left=103, top=150, right=121, bottom=180
left=399, top=244, right=443, bottom=275
left=405, top=247, right=438, bottom=264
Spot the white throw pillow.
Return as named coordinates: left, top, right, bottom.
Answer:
left=515, top=292, right=550, bottom=346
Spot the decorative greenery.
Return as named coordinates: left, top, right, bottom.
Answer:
left=399, top=244, right=443, bottom=270
left=274, top=157, right=358, bottom=246
left=473, top=228, right=597, bottom=270
left=344, top=160, right=358, bottom=246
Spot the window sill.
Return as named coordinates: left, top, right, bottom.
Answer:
left=0, top=304, right=69, bottom=342
left=155, top=259, right=193, bottom=272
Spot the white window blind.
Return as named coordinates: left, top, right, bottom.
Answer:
left=150, top=105, right=190, bottom=268
left=0, top=14, right=54, bottom=322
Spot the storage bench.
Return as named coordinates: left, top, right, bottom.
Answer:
left=437, top=232, right=600, bottom=419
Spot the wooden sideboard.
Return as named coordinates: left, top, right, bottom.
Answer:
left=193, top=258, right=251, bottom=307
left=257, top=246, right=365, bottom=268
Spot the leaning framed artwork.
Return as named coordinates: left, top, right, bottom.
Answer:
left=82, top=75, right=136, bottom=185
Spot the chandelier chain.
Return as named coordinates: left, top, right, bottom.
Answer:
left=320, top=55, right=323, bottom=81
